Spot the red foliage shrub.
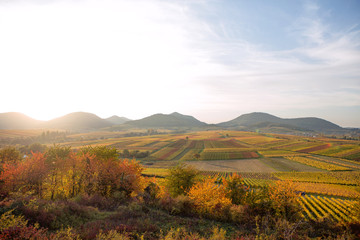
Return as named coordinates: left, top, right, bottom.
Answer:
left=0, top=225, right=49, bottom=240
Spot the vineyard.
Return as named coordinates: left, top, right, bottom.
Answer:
left=284, top=156, right=351, bottom=171
left=141, top=167, right=360, bottom=223
left=1, top=128, right=360, bottom=236
left=197, top=170, right=360, bottom=222
left=60, top=129, right=360, bottom=222
left=51, top=130, right=360, bottom=166
left=299, top=195, right=358, bottom=222
left=8, top=129, right=360, bottom=223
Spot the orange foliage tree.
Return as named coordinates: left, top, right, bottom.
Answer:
left=0, top=162, right=24, bottom=195
left=0, top=152, right=48, bottom=198
left=20, top=152, right=49, bottom=198
left=188, top=177, right=232, bottom=218
left=96, top=158, right=144, bottom=197
left=0, top=145, right=146, bottom=200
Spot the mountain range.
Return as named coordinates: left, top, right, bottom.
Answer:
left=0, top=112, right=130, bottom=132
left=0, top=111, right=356, bottom=135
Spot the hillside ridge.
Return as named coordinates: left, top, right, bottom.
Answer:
left=0, top=111, right=354, bottom=134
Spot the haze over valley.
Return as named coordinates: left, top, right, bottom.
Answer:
left=0, top=111, right=358, bottom=137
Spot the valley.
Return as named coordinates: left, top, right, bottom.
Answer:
left=1, top=122, right=360, bottom=239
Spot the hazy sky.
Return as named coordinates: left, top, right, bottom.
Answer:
left=1, top=0, right=359, bottom=127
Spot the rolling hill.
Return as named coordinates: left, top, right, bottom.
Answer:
left=122, top=112, right=208, bottom=129
left=218, top=112, right=343, bottom=133
left=41, top=112, right=113, bottom=131
left=105, top=115, right=131, bottom=125
left=0, top=112, right=43, bottom=129
left=0, top=111, right=354, bottom=135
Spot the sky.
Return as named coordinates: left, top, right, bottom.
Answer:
left=0, top=0, right=359, bottom=127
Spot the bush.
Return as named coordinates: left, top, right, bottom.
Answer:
left=159, top=195, right=195, bottom=217
left=0, top=225, right=49, bottom=240
left=188, top=178, right=232, bottom=219
left=223, top=173, right=248, bottom=205
left=0, top=209, right=28, bottom=231
left=75, top=194, right=120, bottom=211
left=96, top=230, right=130, bottom=240
left=49, top=227, right=81, bottom=240
left=0, top=210, right=49, bottom=240
left=143, top=181, right=161, bottom=205
left=267, top=180, right=302, bottom=221
left=11, top=197, right=97, bottom=230
left=162, top=227, right=203, bottom=240
left=228, top=205, right=246, bottom=223
left=165, top=164, right=200, bottom=197
left=161, top=227, right=227, bottom=240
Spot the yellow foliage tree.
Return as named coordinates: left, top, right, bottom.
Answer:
left=268, top=180, right=302, bottom=221
left=188, top=177, right=232, bottom=218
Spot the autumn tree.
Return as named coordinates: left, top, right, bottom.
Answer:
left=20, top=152, right=48, bottom=198
left=0, top=145, right=145, bottom=200
left=44, top=145, right=72, bottom=199
left=0, top=152, right=48, bottom=197
left=19, top=143, right=47, bottom=155
left=223, top=173, right=249, bottom=205
left=165, top=164, right=200, bottom=197
left=97, top=159, right=144, bottom=197
left=0, top=146, right=21, bottom=166
left=268, top=180, right=302, bottom=221
left=0, top=161, right=23, bottom=195
left=79, top=146, right=144, bottom=198
left=79, top=145, right=118, bottom=161
left=77, top=151, right=98, bottom=195
left=188, top=177, right=232, bottom=218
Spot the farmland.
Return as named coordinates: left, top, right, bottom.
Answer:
left=38, top=130, right=359, bottom=164
left=2, top=129, right=360, bottom=227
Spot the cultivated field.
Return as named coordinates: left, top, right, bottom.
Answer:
left=186, top=159, right=276, bottom=172
left=2, top=129, right=360, bottom=224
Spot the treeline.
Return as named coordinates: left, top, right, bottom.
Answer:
left=120, top=149, right=150, bottom=159
left=0, top=131, right=69, bottom=147
left=0, top=145, right=143, bottom=200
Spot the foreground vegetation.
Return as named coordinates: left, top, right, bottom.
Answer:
left=0, top=144, right=359, bottom=239
left=0, top=130, right=360, bottom=239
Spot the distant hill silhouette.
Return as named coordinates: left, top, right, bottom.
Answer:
left=0, top=111, right=354, bottom=134
left=0, top=112, right=43, bottom=129
left=105, top=115, right=131, bottom=125
left=218, top=112, right=343, bottom=133
left=122, top=112, right=207, bottom=128
left=42, top=112, right=113, bottom=131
